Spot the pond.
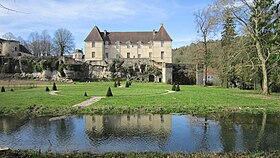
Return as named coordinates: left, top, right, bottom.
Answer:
left=0, top=113, right=280, bottom=153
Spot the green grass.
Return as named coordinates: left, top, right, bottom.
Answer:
left=0, top=81, right=280, bottom=116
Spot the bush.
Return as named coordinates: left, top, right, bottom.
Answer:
left=46, top=87, right=50, bottom=92
left=172, top=84, right=176, bottom=91
left=176, top=84, right=180, bottom=91
left=125, top=81, right=129, bottom=88
left=114, top=81, right=117, bottom=87
left=52, top=83, right=57, bottom=91
left=10, top=89, right=14, bottom=92
left=106, top=87, right=113, bottom=97
left=84, top=92, right=88, bottom=97
left=1, top=86, right=5, bottom=92
left=129, top=81, right=132, bottom=86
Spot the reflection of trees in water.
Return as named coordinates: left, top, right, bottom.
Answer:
left=54, top=119, right=75, bottom=145
left=85, top=114, right=172, bottom=150
left=219, top=113, right=280, bottom=152
left=0, top=116, right=28, bottom=133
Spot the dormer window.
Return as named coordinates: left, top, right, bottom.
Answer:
left=161, top=41, right=164, bottom=47
left=126, top=41, right=131, bottom=48
left=137, top=41, right=141, bottom=48
left=148, top=41, right=153, bottom=49
left=115, top=41, right=120, bottom=49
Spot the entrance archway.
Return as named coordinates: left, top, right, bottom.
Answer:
left=149, top=75, right=155, bottom=82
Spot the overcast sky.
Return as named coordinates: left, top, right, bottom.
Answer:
left=0, top=0, right=213, bottom=50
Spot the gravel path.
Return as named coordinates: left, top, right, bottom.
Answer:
left=72, top=96, right=104, bottom=107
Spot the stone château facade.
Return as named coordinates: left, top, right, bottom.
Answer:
left=84, top=24, right=173, bottom=83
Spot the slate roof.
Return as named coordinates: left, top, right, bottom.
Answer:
left=84, top=24, right=172, bottom=44
left=19, top=44, right=31, bottom=55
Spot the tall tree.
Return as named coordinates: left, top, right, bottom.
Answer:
left=220, top=9, right=237, bottom=88
left=194, top=7, right=217, bottom=86
left=53, top=28, right=75, bottom=57
left=40, top=30, right=52, bottom=56
left=233, top=0, right=279, bottom=95
left=28, top=31, right=41, bottom=56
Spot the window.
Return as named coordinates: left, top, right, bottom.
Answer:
left=92, top=52, right=95, bottom=58
left=149, top=52, right=152, bottom=58
left=115, top=41, right=119, bottom=49
left=161, top=41, right=164, bottom=47
left=127, top=52, right=130, bottom=58
left=149, top=41, right=153, bottom=49
left=15, top=47, right=17, bottom=51
left=137, top=41, right=141, bottom=48
left=161, top=51, right=164, bottom=59
left=105, top=53, right=109, bottom=58
left=92, top=41, right=95, bottom=47
left=126, top=41, right=130, bottom=48
left=0, top=50, right=2, bottom=54
left=138, top=54, right=141, bottom=58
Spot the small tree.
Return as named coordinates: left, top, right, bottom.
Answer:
left=176, top=84, right=180, bottom=91
left=117, top=80, right=121, bottom=86
left=45, top=87, right=50, bottom=91
left=1, top=86, right=5, bottom=92
left=172, top=84, right=176, bottom=91
left=125, top=81, right=129, bottom=88
left=106, top=87, right=113, bottom=97
left=84, top=92, right=88, bottom=97
left=52, top=83, right=57, bottom=91
left=114, top=81, right=117, bottom=87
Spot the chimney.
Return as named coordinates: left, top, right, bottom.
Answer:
left=160, top=23, right=163, bottom=27
left=153, top=29, right=156, bottom=36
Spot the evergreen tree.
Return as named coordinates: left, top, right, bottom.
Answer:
left=172, top=84, right=176, bottom=91
left=106, top=87, right=113, bottom=97
left=176, top=84, right=180, bottom=91
left=84, top=92, right=88, bottom=97
left=52, top=83, right=57, bottom=91
left=220, top=9, right=237, bottom=88
left=1, top=86, right=5, bottom=92
left=125, top=81, right=129, bottom=88
left=117, top=80, right=121, bottom=86
left=46, top=86, right=50, bottom=91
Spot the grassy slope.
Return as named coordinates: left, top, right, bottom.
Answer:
left=0, top=82, right=280, bottom=116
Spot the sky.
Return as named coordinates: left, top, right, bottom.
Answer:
left=0, top=0, right=214, bottom=50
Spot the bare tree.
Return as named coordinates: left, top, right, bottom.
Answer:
left=40, top=30, right=52, bottom=56
left=194, top=7, right=217, bottom=86
left=28, top=32, right=41, bottom=56
left=53, top=28, right=75, bottom=57
left=2, top=32, right=16, bottom=40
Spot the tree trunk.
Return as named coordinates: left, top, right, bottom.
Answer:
left=256, top=41, right=269, bottom=95
left=203, top=35, right=208, bottom=86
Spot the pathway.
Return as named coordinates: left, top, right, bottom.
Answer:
left=72, top=96, right=104, bottom=107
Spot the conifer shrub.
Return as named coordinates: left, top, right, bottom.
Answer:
left=172, top=84, right=176, bottom=91
left=114, top=81, right=117, bottom=87
left=11, top=89, right=14, bottom=92
left=84, top=92, right=88, bottom=97
left=129, top=81, right=132, bottom=86
left=125, top=81, right=129, bottom=88
left=106, top=87, right=113, bottom=97
left=117, top=80, right=121, bottom=86
left=46, top=87, right=50, bottom=92
left=176, top=84, right=180, bottom=91
left=1, top=86, right=5, bottom=92
left=52, top=83, right=57, bottom=91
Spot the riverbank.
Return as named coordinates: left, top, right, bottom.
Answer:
left=0, top=150, right=279, bottom=158
left=1, top=81, right=280, bottom=117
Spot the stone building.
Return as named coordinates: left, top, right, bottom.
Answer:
left=84, top=24, right=173, bottom=83
left=0, top=38, right=31, bottom=57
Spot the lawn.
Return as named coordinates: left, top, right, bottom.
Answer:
left=0, top=81, right=280, bottom=116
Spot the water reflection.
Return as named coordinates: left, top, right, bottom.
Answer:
left=85, top=114, right=172, bottom=152
left=0, top=114, right=280, bottom=153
